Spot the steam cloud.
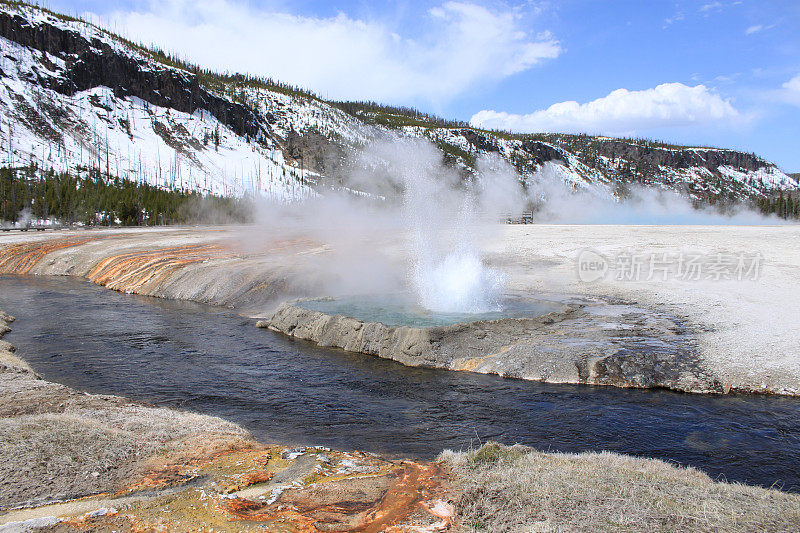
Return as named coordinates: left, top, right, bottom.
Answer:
left=249, top=136, right=526, bottom=313
left=244, top=138, right=783, bottom=314
left=366, top=138, right=525, bottom=313
left=529, top=162, right=785, bottom=225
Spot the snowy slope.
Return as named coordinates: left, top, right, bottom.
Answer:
left=0, top=34, right=318, bottom=200
left=397, top=125, right=796, bottom=201
left=0, top=1, right=795, bottom=204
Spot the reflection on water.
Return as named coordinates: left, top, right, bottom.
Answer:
left=1, top=275, right=799, bottom=491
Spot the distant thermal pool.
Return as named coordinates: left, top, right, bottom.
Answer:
left=295, top=296, right=563, bottom=328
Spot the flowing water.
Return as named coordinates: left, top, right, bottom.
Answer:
left=1, top=275, right=799, bottom=491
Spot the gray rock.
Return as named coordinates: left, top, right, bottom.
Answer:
left=265, top=299, right=722, bottom=394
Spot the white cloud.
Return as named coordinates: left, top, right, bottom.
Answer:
left=783, top=75, right=800, bottom=92
left=470, top=83, right=741, bottom=135
left=712, top=73, right=741, bottom=84
left=777, top=74, right=800, bottom=105
left=663, top=11, right=685, bottom=28
left=700, top=1, right=744, bottom=15
left=666, top=1, right=742, bottom=27
left=759, top=74, right=800, bottom=108
left=745, top=24, right=774, bottom=35
left=101, top=0, right=560, bottom=104
left=699, top=2, right=723, bottom=14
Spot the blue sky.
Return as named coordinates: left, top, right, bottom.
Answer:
left=47, top=1, right=800, bottom=170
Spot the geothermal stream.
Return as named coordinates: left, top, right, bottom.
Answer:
left=2, top=274, right=800, bottom=492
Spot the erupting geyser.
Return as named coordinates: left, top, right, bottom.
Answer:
left=253, top=137, right=526, bottom=317
left=413, top=250, right=505, bottom=314
left=391, top=139, right=522, bottom=315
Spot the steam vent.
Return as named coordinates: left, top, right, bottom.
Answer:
left=259, top=296, right=722, bottom=393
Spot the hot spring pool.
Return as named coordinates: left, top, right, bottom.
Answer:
left=295, top=295, right=564, bottom=328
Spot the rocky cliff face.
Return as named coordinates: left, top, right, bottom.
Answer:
left=0, top=10, right=264, bottom=139
left=0, top=1, right=794, bottom=204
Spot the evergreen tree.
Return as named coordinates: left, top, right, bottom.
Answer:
left=0, top=166, right=251, bottom=227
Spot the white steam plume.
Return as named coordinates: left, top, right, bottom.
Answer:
left=247, top=135, right=527, bottom=313
left=528, top=162, right=786, bottom=225
left=243, top=141, right=782, bottom=315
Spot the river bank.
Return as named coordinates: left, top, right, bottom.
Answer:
left=2, top=305, right=800, bottom=531
left=0, top=306, right=457, bottom=532
left=1, top=225, right=798, bottom=395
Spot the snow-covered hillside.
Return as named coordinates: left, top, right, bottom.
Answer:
left=0, top=1, right=795, bottom=204
left=0, top=6, right=322, bottom=201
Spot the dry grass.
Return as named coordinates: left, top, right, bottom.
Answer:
left=440, top=442, right=800, bottom=532
left=0, top=413, right=151, bottom=508
left=0, top=369, right=250, bottom=510
left=0, top=348, right=33, bottom=374
left=0, top=404, right=250, bottom=509
left=61, top=402, right=250, bottom=444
